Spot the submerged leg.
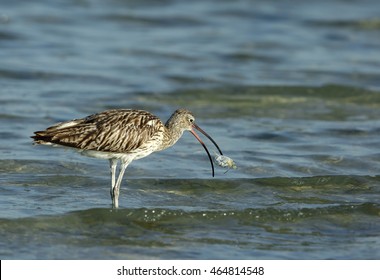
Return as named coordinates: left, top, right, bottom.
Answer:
left=112, top=161, right=129, bottom=208
left=109, top=159, right=118, bottom=201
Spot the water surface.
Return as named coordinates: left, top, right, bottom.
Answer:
left=0, top=0, right=379, bottom=259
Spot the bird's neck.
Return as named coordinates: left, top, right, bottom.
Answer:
left=159, top=121, right=184, bottom=150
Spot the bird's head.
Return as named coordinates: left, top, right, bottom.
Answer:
left=167, top=109, right=223, bottom=177
left=166, top=108, right=195, bottom=132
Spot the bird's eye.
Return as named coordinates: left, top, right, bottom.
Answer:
left=189, top=118, right=194, bottom=123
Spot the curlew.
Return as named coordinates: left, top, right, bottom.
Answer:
left=32, top=109, right=223, bottom=208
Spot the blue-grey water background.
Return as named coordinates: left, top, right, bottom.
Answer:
left=1, top=0, right=380, bottom=259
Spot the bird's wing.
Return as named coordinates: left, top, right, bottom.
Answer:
left=32, top=109, right=164, bottom=153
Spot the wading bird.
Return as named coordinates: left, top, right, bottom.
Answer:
left=32, top=109, right=223, bottom=208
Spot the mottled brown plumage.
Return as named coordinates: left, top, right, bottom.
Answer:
left=33, top=109, right=165, bottom=154
left=32, top=108, right=223, bottom=208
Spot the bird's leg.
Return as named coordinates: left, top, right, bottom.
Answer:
left=109, top=159, right=118, bottom=201
left=112, top=161, right=128, bottom=208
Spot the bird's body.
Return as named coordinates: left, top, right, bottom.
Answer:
left=32, top=108, right=222, bottom=208
left=34, top=109, right=173, bottom=162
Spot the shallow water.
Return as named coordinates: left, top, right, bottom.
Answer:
left=1, top=0, right=380, bottom=259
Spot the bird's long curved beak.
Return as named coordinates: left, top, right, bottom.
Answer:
left=190, top=123, right=223, bottom=177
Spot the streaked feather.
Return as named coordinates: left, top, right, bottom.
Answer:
left=32, top=109, right=165, bottom=154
